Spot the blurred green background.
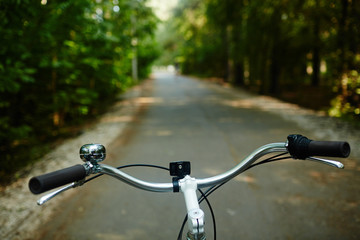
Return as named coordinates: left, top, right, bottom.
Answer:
left=0, top=0, right=159, bottom=184
left=1, top=0, right=359, bottom=185
left=157, top=0, right=360, bottom=116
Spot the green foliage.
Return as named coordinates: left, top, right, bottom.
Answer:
left=0, top=0, right=159, bottom=185
left=329, top=70, right=360, bottom=119
left=161, top=0, right=360, bottom=118
left=138, top=36, right=161, bottom=79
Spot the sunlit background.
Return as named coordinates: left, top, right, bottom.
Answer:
left=1, top=1, right=359, bottom=239
left=0, top=0, right=359, bottom=185
left=147, top=0, right=178, bottom=21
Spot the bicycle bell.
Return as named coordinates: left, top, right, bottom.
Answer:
left=80, top=143, right=106, bottom=163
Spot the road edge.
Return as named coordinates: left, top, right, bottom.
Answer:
left=0, top=80, right=148, bottom=240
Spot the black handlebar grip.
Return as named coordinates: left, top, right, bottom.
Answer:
left=287, top=134, right=350, bottom=159
left=308, top=140, right=350, bottom=158
left=29, top=164, right=86, bottom=194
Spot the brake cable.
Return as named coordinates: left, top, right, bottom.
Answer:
left=178, top=152, right=292, bottom=239
left=82, top=152, right=292, bottom=240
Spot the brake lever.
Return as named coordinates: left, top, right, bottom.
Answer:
left=306, top=157, right=344, bottom=169
left=37, top=179, right=85, bottom=205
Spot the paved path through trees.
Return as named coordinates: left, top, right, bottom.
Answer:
left=6, top=72, right=359, bottom=240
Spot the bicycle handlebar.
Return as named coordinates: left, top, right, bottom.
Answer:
left=95, top=138, right=350, bottom=192
left=29, top=135, right=350, bottom=195
left=98, top=142, right=288, bottom=193
left=197, top=143, right=286, bottom=188
left=28, top=134, right=351, bottom=240
left=29, top=164, right=86, bottom=194
left=100, top=164, right=174, bottom=192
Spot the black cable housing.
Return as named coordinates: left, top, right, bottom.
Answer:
left=78, top=153, right=293, bottom=240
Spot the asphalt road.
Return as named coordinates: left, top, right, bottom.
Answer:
left=37, top=72, right=359, bottom=240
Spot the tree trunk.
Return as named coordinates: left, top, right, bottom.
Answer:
left=311, top=42, right=320, bottom=87
left=338, top=0, right=348, bottom=73
left=311, top=4, right=320, bottom=87
left=234, top=61, right=244, bottom=86
left=232, top=23, right=244, bottom=86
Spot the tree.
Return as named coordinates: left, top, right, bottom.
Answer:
left=164, top=0, right=360, bottom=117
left=0, top=0, right=159, bottom=184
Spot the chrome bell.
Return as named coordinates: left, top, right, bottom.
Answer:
left=80, top=144, right=106, bottom=163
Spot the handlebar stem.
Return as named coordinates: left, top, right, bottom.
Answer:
left=180, top=176, right=205, bottom=238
